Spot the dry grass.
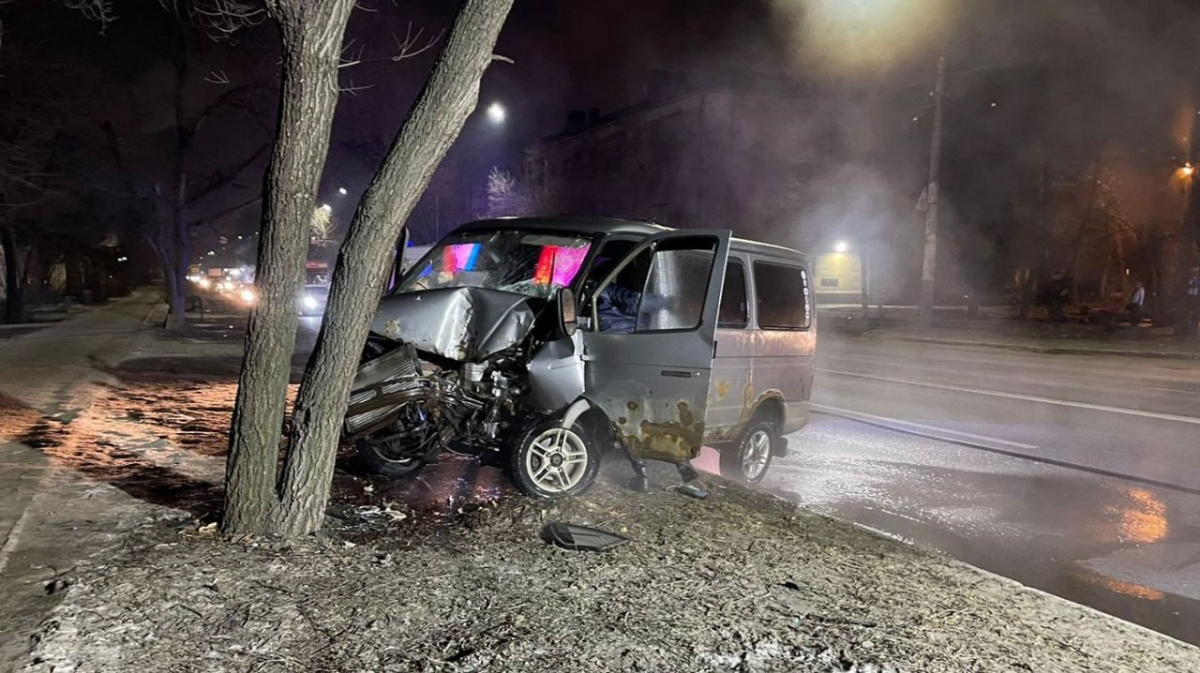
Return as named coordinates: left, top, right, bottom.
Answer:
left=26, top=477, right=1200, bottom=672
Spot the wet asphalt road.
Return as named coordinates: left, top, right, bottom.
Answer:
left=764, top=334, right=1200, bottom=644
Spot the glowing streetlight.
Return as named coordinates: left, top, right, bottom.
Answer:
left=1182, top=163, right=1194, bottom=178
left=320, top=203, right=332, bottom=213
left=834, top=240, right=849, bottom=253
left=338, top=187, right=348, bottom=195
left=486, top=102, right=506, bottom=124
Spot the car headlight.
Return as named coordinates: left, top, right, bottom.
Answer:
left=198, top=278, right=211, bottom=289
left=240, top=289, right=255, bottom=304
left=303, top=296, right=318, bottom=310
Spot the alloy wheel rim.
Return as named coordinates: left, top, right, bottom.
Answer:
left=526, top=428, right=589, bottom=493
left=742, top=430, right=771, bottom=481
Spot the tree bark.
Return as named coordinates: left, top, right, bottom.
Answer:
left=166, top=169, right=191, bottom=330
left=222, top=0, right=356, bottom=536
left=162, top=28, right=193, bottom=331
left=269, top=0, right=515, bottom=536
left=2, top=225, right=27, bottom=324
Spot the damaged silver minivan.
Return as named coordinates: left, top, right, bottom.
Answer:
left=343, top=217, right=815, bottom=497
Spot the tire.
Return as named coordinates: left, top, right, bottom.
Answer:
left=357, top=438, right=428, bottom=478
left=509, top=418, right=600, bottom=498
left=356, top=420, right=439, bottom=479
left=361, top=337, right=393, bottom=363
left=720, top=419, right=776, bottom=485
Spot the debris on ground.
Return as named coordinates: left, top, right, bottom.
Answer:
left=24, top=478, right=1200, bottom=672
left=11, top=349, right=1200, bottom=672
left=540, top=522, right=630, bottom=552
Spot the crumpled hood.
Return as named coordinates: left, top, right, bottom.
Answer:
left=371, top=287, right=538, bottom=362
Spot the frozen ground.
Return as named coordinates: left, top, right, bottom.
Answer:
left=16, top=364, right=1200, bottom=672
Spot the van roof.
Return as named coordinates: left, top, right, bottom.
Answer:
left=455, top=217, right=806, bottom=260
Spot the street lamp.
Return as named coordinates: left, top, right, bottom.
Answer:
left=338, top=187, right=348, bottom=195
left=486, top=102, right=506, bottom=124
left=1182, top=163, right=1194, bottom=178
left=834, top=240, right=849, bottom=253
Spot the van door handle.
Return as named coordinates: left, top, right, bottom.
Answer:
left=661, top=369, right=699, bottom=378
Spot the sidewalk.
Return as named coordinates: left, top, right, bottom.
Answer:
left=6, top=325, right=1200, bottom=671
left=0, top=287, right=163, bottom=670
left=821, top=306, right=1200, bottom=360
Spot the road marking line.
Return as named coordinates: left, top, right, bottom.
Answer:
left=812, top=403, right=1200, bottom=497
left=818, top=368, right=1200, bottom=426
left=1146, top=386, right=1200, bottom=396
left=812, top=403, right=1039, bottom=450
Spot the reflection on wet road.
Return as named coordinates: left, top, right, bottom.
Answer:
left=765, top=335, right=1200, bottom=645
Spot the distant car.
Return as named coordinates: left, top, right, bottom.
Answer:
left=235, top=283, right=257, bottom=306
left=299, top=284, right=330, bottom=316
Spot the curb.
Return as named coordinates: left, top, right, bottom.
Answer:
left=856, top=332, right=1200, bottom=361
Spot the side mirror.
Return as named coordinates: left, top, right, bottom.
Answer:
left=557, top=287, right=578, bottom=337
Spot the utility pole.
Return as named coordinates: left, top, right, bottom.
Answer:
left=860, top=245, right=871, bottom=325
left=1176, top=99, right=1200, bottom=336
left=919, top=44, right=947, bottom=326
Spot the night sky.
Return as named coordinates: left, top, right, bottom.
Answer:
left=6, top=0, right=1200, bottom=266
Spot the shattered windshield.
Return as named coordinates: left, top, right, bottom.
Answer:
left=396, top=230, right=593, bottom=299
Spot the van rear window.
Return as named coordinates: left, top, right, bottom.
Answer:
left=718, top=260, right=749, bottom=328
left=753, top=262, right=810, bottom=330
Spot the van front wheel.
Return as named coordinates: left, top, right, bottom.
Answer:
left=510, top=419, right=600, bottom=498
left=720, top=420, right=776, bottom=485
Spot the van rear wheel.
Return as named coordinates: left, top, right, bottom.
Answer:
left=720, top=419, right=776, bottom=485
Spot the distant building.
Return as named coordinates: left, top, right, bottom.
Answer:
left=526, top=77, right=821, bottom=241
left=814, top=250, right=863, bottom=296
left=526, top=73, right=923, bottom=304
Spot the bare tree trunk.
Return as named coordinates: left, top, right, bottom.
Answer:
left=166, top=171, right=190, bottom=330
left=164, top=268, right=184, bottom=328
left=1067, top=153, right=1103, bottom=306
left=1070, top=252, right=1084, bottom=306
left=918, top=45, right=946, bottom=327
left=2, top=225, right=27, bottom=324
left=1017, top=268, right=1032, bottom=319
left=1114, top=229, right=1130, bottom=295
left=269, top=0, right=515, bottom=536
left=859, top=246, right=870, bottom=325
left=1099, top=252, right=1111, bottom=299
left=161, top=30, right=193, bottom=331
left=222, top=0, right=356, bottom=536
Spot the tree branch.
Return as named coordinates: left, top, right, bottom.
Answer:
left=191, top=194, right=261, bottom=227
left=159, top=0, right=265, bottom=38
left=185, top=142, right=269, bottom=206
left=62, top=0, right=117, bottom=32
left=339, top=23, right=445, bottom=68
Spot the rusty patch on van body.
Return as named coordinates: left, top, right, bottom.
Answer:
left=702, top=370, right=785, bottom=446
left=617, top=400, right=705, bottom=464
left=713, top=379, right=733, bottom=401
left=704, top=374, right=752, bottom=445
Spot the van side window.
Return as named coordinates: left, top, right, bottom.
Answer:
left=594, top=237, right=717, bottom=333
left=753, top=262, right=810, bottom=330
left=718, top=260, right=749, bottom=329
left=636, top=240, right=716, bottom=331
left=583, top=238, right=638, bottom=293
